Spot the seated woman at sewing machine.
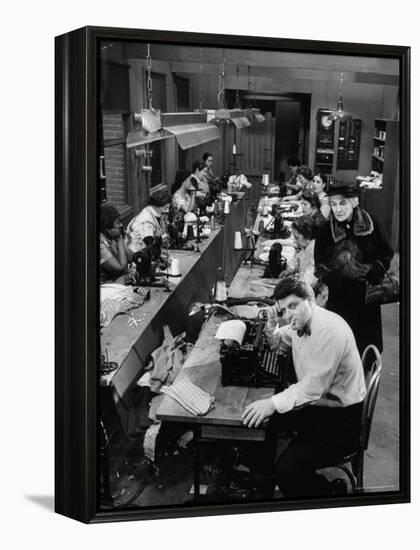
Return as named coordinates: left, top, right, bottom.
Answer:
left=278, top=216, right=317, bottom=287
left=99, top=204, right=134, bottom=284
left=191, top=160, right=209, bottom=195
left=125, top=189, right=172, bottom=254
left=310, top=172, right=331, bottom=219
left=300, top=190, right=327, bottom=236
left=282, top=166, right=314, bottom=202
left=202, top=151, right=222, bottom=196
left=171, top=170, right=198, bottom=213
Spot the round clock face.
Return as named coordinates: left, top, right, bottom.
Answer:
left=321, top=115, right=333, bottom=128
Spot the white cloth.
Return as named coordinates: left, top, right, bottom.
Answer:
left=269, top=305, right=366, bottom=413
left=125, top=206, right=165, bottom=254
left=161, top=376, right=215, bottom=416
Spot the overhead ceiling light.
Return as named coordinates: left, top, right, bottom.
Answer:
left=328, top=72, right=352, bottom=123
left=126, top=110, right=221, bottom=150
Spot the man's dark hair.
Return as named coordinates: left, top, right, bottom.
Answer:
left=301, top=190, right=321, bottom=210
left=192, top=160, right=205, bottom=173
left=202, top=152, right=213, bottom=162
left=297, top=165, right=314, bottom=181
left=287, top=157, right=301, bottom=167
left=291, top=215, right=314, bottom=240
left=273, top=275, right=315, bottom=302
left=149, top=189, right=172, bottom=207
left=100, top=204, right=120, bottom=233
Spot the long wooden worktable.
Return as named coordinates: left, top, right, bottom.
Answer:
left=101, top=192, right=256, bottom=402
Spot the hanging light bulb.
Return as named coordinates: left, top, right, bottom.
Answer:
left=328, top=72, right=352, bottom=122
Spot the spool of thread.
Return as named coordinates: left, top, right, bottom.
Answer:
left=186, top=224, right=194, bottom=240
left=262, top=174, right=269, bottom=186
left=234, top=231, right=243, bottom=250
left=232, top=144, right=237, bottom=155
left=224, top=200, right=230, bottom=214
left=168, top=257, right=180, bottom=276
left=215, top=281, right=228, bottom=302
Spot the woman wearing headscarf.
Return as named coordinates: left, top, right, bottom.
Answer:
left=314, top=183, right=393, bottom=354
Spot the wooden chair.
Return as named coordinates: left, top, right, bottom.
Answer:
left=328, top=345, right=383, bottom=492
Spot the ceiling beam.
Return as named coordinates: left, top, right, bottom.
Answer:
left=122, top=43, right=399, bottom=75
left=170, top=62, right=398, bottom=86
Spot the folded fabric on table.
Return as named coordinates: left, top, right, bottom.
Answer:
left=161, top=376, right=215, bottom=416
left=100, top=284, right=150, bottom=327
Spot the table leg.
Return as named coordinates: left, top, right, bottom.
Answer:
left=192, top=425, right=201, bottom=500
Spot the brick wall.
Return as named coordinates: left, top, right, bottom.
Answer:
left=102, top=114, right=128, bottom=209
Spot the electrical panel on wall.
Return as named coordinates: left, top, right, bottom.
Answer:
left=337, top=118, right=362, bottom=170
left=314, top=109, right=335, bottom=176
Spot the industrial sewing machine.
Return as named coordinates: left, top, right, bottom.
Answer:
left=132, top=236, right=169, bottom=287
left=262, top=205, right=291, bottom=239
left=165, top=206, right=195, bottom=251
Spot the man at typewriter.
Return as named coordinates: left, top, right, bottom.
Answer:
left=242, top=275, right=366, bottom=497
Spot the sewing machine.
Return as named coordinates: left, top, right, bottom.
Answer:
left=262, top=205, right=291, bottom=239
left=166, top=207, right=194, bottom=251
left=132, top=237, right=168, bottom=287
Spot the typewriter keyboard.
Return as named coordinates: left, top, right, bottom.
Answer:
left=260, top=348, right=281, bottom=377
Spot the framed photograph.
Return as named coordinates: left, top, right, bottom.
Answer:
left=55, top=26, right=410, bottom=523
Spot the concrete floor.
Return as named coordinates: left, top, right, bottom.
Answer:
left=322, top=301, right=400, bottom=492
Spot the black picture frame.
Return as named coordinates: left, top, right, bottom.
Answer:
left=55, top=25, right=410, bottom=524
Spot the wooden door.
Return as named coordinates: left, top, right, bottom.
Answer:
left=222, top=112, right=276, bottom=180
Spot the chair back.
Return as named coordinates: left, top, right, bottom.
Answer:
left=360, top=345, right=382, bottom=451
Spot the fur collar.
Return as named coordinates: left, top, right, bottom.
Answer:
left=330, top=206, right=374, bottom=243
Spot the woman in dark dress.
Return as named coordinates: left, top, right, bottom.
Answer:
left=314, top=183, right=393, bottom=354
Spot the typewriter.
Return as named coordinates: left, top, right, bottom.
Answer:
left=220, top=318, right=292, bottom=389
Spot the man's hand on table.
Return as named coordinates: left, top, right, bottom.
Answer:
left=242, top=398, right=276, bottom=428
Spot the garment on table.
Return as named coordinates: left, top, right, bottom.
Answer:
left=100, top=284, right=150, bottom=327
left=270, top=305, right=366, bottom=413
left=314, top=207, right=393, bottom=353
left=147, top=325, right=189, bottom=392
left=160, top=375, right=215, bottom=416
left=125, top=206, right=166, bottom=254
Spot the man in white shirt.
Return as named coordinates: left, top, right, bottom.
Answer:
left=242, top=275, right=366, bottom=497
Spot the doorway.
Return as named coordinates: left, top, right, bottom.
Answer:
left=242, top=92, right=311, bottom=183
left=274, top=94, right=311, bottom=182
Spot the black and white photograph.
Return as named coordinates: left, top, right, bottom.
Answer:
left=91, top=29, right=408, bottom=517
left=4, top=0, right=419, bottom=545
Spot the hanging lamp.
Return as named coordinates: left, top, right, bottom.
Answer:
left=126, top=44, right=220, bottom=150
left=328, top=72, right=352, bottom=123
